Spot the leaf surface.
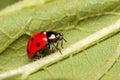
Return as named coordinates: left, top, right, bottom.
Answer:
left=0, top=0, right=120, bottom=80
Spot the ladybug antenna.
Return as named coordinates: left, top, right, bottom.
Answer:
left=63, top=38, right=67, bottom=42
left=61, top=33, right=67, bottom=42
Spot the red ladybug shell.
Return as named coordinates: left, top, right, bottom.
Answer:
left=27, top=32, right=48, bottom=58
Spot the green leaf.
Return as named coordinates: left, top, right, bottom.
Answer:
left=0, top=0, right=120, bottom=80
left=0, top=0, right=19, bottom=10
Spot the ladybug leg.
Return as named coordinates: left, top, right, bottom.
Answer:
left=56, top=41, right=63, bottom=48
left=56, top=42, right=59, bottom=48
left=61, top=38, right=67, bottom=48
left=30, top=52, right=43, bottom=61
left=32, top=55, right=42, bottom=61
left=63, top=38, right=67, bottom=42
left=48, top=43, right=54, bottom=52
left=36, top=51, right=44, bottom=58
left=61, top=40, right=64, bottom=48
left=48, top=43, right=51, bottom=49
left=57, top=39, right=66, bottom=49
left=52, top=43, right=62, bottom=54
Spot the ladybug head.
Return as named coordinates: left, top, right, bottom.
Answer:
left=56, top=33, right=67, bottom=42
left=47, top=31, right=67, bottom=43
left=56, top=33, right=63, bottom=40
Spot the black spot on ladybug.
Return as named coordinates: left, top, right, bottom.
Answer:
left=36, top=42, right=40, bottom=47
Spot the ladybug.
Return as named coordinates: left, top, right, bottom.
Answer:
left=27, top=31, right=66, bottom=58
